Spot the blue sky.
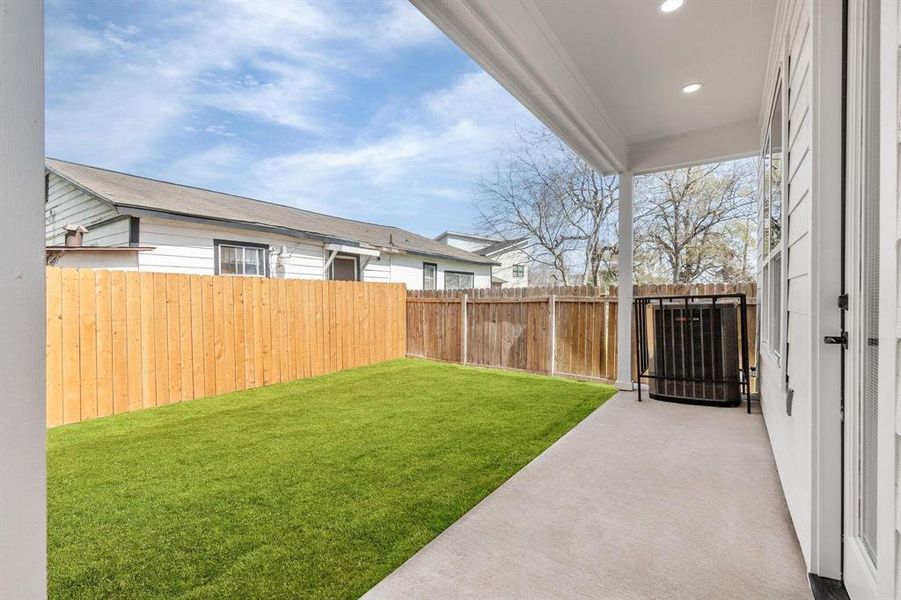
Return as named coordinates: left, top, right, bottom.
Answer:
left=45, top=0, right=541, bottom=237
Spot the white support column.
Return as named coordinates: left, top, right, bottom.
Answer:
left=0, top=1, right=47, bottom=596
left=616, top=172, right=634, bottom=391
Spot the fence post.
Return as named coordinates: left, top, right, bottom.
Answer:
left=548, top=294, right=556, bottom=376
left=461, top=294, right=468, bottom=365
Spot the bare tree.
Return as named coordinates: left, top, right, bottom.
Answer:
left=633, top=160, right=757, bottom=283
left=476, top=128, right=619, bottom=285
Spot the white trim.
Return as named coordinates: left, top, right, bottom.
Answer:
left=875, top=1, right=898, bottom=597
left=0, top=1, right=46, bottom=595
left=324, top=242, right=380, bottom=257
left=628, top=119, right=759, bottom=174
left=808, top=0, right=844, bottom=578
left=410, top=0, right=628, bottom=173
left=328, top=254, right=360, bottom=282
left=323, top=249, right=338, bottom=274
left=616, top=171, right=633, bottom=390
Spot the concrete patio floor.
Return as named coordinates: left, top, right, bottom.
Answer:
left=363, top=392, right=811, bottom=600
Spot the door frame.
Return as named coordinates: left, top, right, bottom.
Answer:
left=840, top=0, right=897, bottom=597
left=874, top=0, right=899, bottom=598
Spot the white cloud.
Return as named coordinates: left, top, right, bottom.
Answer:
left=364, top=2, right=444, bottom=50
left=45, top=0, right=546, bottom=234
left=251, top=71, right=532, bottom=222
left=46, top=0, right=442, bottom=170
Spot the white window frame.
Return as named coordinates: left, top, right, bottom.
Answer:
left=759, top=68, right=787, bottom=366
left=214, top=240, right=268, bottom=277
left=422, top=262, right=437, bottom=290
left=512, top=264, right=525, bottom=278
left=328, top=254, right=359, bottom=281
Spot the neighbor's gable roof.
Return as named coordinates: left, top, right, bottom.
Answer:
left=46, top=159, right=494, bottom=265
left=434, top=230, right=527, bottom=257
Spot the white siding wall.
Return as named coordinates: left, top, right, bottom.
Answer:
left=137, top=218, right=489, bottom=288
left=137, top=217, right=324, bottom=278
left=45, top=172, right=118, bottom=245
left=758, top=0, right=815, bottom=565
left=439, top=233, right=490, bottom=253
left=83, top=217, right=130, bottom=247
left=490, top=247, right=529, bottom=287
left=442, top=233, right=527, bottom=288
left=362, top=255, right=391, bottom=282
left=45, top=185, right=490, bottom=287
left=389, top=253, right=492, bottom=290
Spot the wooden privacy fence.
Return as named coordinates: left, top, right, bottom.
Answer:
left=407, top=290, right=618, bottom=380
left=45, top=267, right=406, bottom=427
left=407, top=282, right=757, bottom=383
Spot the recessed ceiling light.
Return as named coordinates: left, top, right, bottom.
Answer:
left=659, top=0, right=685, bottom=13
left=681, top=82, right=703, bottom=94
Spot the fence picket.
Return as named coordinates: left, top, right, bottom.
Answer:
left=45, top=268, right=406, bottom=426
left=407, top=283, right=756, bottom=383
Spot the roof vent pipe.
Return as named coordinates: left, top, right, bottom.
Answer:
left=64, top=224, right=88, bottom=247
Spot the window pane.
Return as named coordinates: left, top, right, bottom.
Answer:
left=217, top=243, right=267, bottom=276
left=760, top=263, right=769, bottom=343
left=331, top=256, right=357, bottom=281
left=445, top=272, right=473, bottom=290
left=220, top=245, right=238, bottom=275
left=423, top=263, right=436, bottom=290
left=762, top=141, right=770, bottom=255
left=244, top=248, right=261, bottom=276
left=770, top=252, right=781, bottom=352
left=770, top=84, right=783, bottom=252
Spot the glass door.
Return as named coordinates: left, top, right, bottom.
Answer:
left=842, top=0, right=880, bottom=596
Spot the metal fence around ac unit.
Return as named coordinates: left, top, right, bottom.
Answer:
left=633, top=293, right=753, bottom=412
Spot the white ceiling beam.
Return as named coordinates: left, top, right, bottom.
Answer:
left=627, top=119, right=759, bottom=175
left=411, top=0, right=629, bottom=174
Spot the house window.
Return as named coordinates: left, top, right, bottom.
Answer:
left=329, top=254, right=359, bottom=281
left=444, top=271, right=474, bottom=290
left=760, top=74, right=784, bottom=358
left=770, top=252, right=782, bottom=349
left=423, top=262, right=437, bottom=290
left=512, top=264, right=524, bottom=278
left=215, top=240, right=268, bottom=276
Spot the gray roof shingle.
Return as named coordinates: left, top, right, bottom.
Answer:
left=46, top=158, right=494, bottom=265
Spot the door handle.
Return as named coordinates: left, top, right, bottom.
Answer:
left=824, top=333, right=848, bottom=349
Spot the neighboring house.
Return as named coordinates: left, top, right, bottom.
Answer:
left=44, top=159, right=494, bottom=290
left=435, top=231, right=528, bottom=288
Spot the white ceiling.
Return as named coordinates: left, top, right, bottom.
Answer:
left=412, top=0, right=778, bottom=173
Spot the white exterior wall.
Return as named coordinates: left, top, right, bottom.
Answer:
left=45, top=186, right=490, bottom=286
left=45, top=172, right=118, bottom=245
left=83, top=217, right=130, bottom=247
left=438, top=233, right=488, bottom=253
left=489, top=248, right=528, bottom=287
left=758, top=0, right=818, bottom=568
left=389, top=253, right=491, bottom=290
left=441, top=232, right=525, bottom=288
left=137, top=218, right=325, bottom=278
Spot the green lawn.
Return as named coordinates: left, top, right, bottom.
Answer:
left=49, top=358, right=615, bottom=599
